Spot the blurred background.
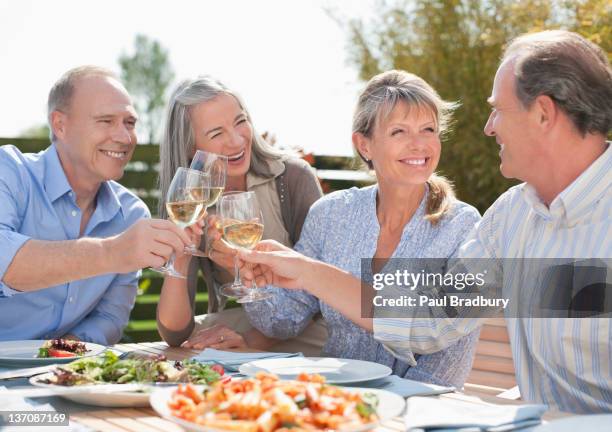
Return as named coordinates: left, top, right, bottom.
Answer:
left=1, top=0, right=609, bottom=343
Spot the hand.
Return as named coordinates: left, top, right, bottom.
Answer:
left=206, top=215, right=238, bottom=273
left=181, top=324, right=247, bottom=350
left=105, top=219, right=193, bottom=273
left=174, top=217, right=207, bottom=274
left=238, top=240, right=314, bottom=290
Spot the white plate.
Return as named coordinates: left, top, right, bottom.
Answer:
left=239, top=357, right=392, bottom=384
left=29, top=373, right=151, bottom=407
left=150, top=385, right=405, bottom=432
left=0, top=340, right=106, bottom=367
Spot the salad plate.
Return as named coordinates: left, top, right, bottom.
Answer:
left=0, top=340, right=105, bottom=367
left=30, top=373, right=153, bottom=407
left=27, top=351, right=224, bottom=407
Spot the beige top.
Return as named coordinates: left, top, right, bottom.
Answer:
left=247, top=158, right=291, bottom=247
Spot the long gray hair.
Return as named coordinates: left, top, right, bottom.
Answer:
left=352, top=70, right=460, bottom=224
left=158, top=76, right=285, bottom=217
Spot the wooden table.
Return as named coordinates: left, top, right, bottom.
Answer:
left=28, top=342, right=567, bottom=431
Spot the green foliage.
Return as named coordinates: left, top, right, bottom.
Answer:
left=341, top=0, right=610, bottom=212
left=19, top=123, right=50, bottom=139
left=119, top=34, right=175, bottom=144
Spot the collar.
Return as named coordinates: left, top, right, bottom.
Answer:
left=522, top=142, right=611, bottom=223
left=95, top=181, right=123, bottom=223
left=43, top=143, right=123, bottom=222
left=42, top=144, right=73, bottom=203
left=247, top=158, right=285, bottom=188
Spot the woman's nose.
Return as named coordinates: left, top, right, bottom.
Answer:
left=229, top=130, right=245, bottom=147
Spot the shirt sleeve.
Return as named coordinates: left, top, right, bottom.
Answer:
left=373, top=202, right=498, bottom=365
left=243, top=194, right=329, bottom=339
left=0, top=155, right=31, bottom=297
left=65, top=271, right=139, bottom=345
left=65, top=197, right=150, bottom=345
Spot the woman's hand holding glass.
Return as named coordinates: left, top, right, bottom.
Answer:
left=185, top=150, right=228, bottom=257
left=205, top=214, right=239, bottom=272
left=218, top=191, right=271, bottom=303
left=238, top=239, right=312, bottom=290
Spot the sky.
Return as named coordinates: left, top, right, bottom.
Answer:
left=0, top=0, right=376, bottom=156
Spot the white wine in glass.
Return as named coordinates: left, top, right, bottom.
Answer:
left=218, top=191, right=271, bottom=303
left=186, top=150, right=228, bottom=257
left=152, top=167, right=210, bottom=278
left=222, top=221, right=264, bottom=249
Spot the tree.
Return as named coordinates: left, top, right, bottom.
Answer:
left=19, top=123, right=50, bottom=140
left=340, top=0, right=610, bottom=212
left=119, top=34, right=174, bottom=144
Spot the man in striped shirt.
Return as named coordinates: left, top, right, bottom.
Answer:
left=375, top=30, right=611, bottom=413
left=240, top=30, right=611, bottom=413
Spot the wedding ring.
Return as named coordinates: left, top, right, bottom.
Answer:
left=218, top=335, right=225, bottom=343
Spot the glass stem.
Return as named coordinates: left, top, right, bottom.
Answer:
left=233, top=254, right=241, bottom=286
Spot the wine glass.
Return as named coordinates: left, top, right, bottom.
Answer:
left=185, top=150, right=228, bottom=257
left=218, top=191, right=271, bottom=303
left=152, top=167, right=211, bottom=278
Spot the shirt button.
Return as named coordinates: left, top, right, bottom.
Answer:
left=71, top=210, right=77, bottom=217
left=69, top=297, right=74, bottom=303
left=69, top=192, right=73, bottom=197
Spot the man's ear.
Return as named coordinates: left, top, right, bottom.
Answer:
left=532, top=94, right=558, bottom=132
left=50, top=110, right=67, bottom=141
left=352, top=132, right=371, bottom=161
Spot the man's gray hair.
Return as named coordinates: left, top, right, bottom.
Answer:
left=47, top=66, right=118, bottom=142
left=158, top=76, right=285, bottom=217
left=352, top=69, right=459, bottom=169
left=503, top=30, right=612, bottom=136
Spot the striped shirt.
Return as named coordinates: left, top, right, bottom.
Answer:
left=374, top=143, right=611, bottom=413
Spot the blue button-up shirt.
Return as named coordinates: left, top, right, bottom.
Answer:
left=0, top=144, right=150, bottom=344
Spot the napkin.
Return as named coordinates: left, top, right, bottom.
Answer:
left=343, top=375, right=454, bottom=398
left=193, top=349, right=303, bottom=372
left=404, top=396, right=546, bottom=431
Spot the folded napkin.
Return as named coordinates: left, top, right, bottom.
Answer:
left=193, top=349, right=303, bottom=372
left=404, top=396, right=546, bottom=431
left=343, top=375, right=454, bottom=398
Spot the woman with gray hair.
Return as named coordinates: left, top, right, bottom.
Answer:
left=240, top=70, right=482, bottom=387
left=156, top=76, right=325, bottom=351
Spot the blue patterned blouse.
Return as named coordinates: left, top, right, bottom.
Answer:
left=244, top=185, right=482, bottom=388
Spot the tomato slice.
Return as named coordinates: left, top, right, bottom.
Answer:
left=48, top=348, right=78, bottom=358
left=211, top=364, right=225, bottom=376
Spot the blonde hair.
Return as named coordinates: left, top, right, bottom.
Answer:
left=352, top=70, right=458, bottom=224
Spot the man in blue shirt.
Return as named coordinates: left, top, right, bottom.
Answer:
left=0, top=66, right=193, bottom=345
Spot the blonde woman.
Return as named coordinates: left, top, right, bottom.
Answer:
left=240, top=70, right=481, bottom=387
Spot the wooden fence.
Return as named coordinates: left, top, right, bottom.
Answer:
left=4, top=138, right=371, bottom=342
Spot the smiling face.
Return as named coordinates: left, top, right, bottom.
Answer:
left=52, top=74, right=138, bottom=187
left=189, top=93, right=253, bottom=179
left=484, top=60, right=542, bottom=181
left=355, top=100, right=441, bottom=187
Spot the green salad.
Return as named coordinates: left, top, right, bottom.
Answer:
left=41, top=351, right=222, bottom=386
